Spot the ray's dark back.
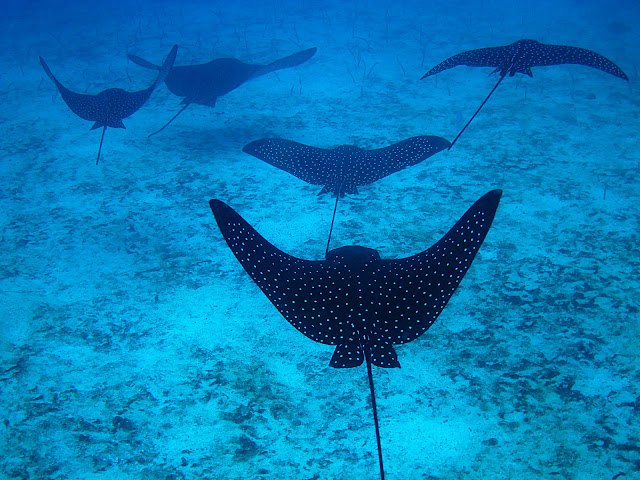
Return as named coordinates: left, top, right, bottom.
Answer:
left=166, top=59, right=258, bottom=104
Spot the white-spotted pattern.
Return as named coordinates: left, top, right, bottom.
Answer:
left=242, top=136, right=451, bottom=197
left=209, top=190, right=502, bottom=369
left=422, top=39, right=628, bottom=80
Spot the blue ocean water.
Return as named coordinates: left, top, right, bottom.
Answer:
left=1, top=0, right=638, bottom=478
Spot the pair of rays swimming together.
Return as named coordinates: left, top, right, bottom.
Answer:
left=40, top=39, right=628, bottom=479
left=40, top=45, right=317, bottom=163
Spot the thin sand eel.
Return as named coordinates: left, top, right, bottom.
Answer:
left=127, top=47, right=317, bottom=137
left=242, top=136, right=451, bottom=253
left=39, top=45, right=177, bottom=165
left=421, top=39, right=629, bottom=149
left=209, top=190, right=502, bottom=480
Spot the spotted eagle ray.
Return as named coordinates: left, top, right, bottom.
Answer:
left=127, top=47, right=317, bottom=137
left=39, top=45, right=177, bottom=165
left=242, top=136, right=451, bottom=253
left=421, top=39, right=629, bottom=148
left=209, top=189, right=502, bottom=479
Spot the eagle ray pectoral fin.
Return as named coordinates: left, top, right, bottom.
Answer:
left=330, top=343, right=364, bottom=368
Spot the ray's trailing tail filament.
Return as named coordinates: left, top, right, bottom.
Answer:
left=449, top=72, right=506, bottom=150
left=325, top=185, right=343, bottom=256
left=148, top=103, right=191, bottom=138
left=96, top=125, right=107, bottom=165
left=364, top=343, right=386, bottom=480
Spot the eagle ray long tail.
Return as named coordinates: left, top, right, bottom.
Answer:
left=96, top=126, right=107, bottom=165
left=325, top=188, right=341, bottom=256
left=449, top=72, right=507, bottom=150
left=148, top=103, right=190, bottom=138
left=364, top=344, right=385, bottom=480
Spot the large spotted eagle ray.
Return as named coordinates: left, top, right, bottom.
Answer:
left=242, top=136, right=451, bottom=253
left=39, top=45, right=177, bottom=165
left=421, top=39, right=629, bottom=148
left=209, top=189, right=502, bottom=479
left=127, top=47, right=317, bottom=137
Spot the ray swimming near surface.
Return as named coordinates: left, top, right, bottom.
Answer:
left=209, top=189, right=502, bottom=479
left=127, top=47, right=317, bottom=137
left=421, top=39, right=629, bottom=149
left=242, top=136, right=451, bottom=253
left=39, top=45, right=177, bottom=165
